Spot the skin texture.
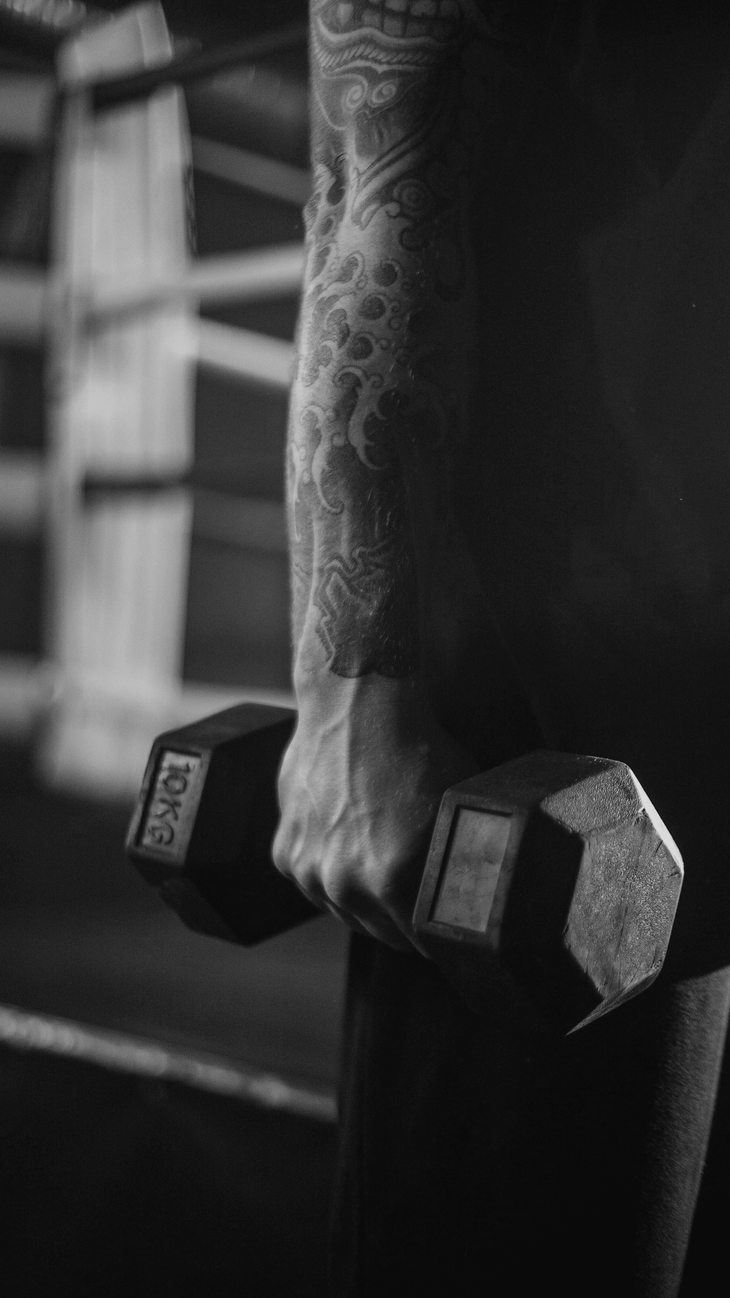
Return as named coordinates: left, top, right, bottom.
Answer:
left=273, top=0, right=501, bottom=947
left=289, top=0, right=479, bottom=678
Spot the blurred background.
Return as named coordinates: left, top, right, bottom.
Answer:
left=0, top=3, right=727, bottom=1295
left=0, top=3, right=347, bottom=1294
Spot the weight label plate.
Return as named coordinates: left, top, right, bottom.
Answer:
left=139, top=750, right=203, bottom=863
left=431, top=808, right=512, bottom=932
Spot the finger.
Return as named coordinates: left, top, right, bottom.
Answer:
left=321, top=897, right=395, bottom=944
left=272, top=849, right=423, bottom=954
left=294, top=875, right=416, bottom=954
left=273, top=864, right=377, bottom=939
left=375, top=854, right=434, bottom=959
left=328, top=888, right=419, bottom=955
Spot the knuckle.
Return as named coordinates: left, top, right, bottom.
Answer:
left=360, top=859, right=390, bottom=905
left=271, top=824, right=296, bottom=879
left=324, top=874, right=353, bottom=914
left=320, top=857, right=357, bottom=911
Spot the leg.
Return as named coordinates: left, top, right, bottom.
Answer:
left=330, top=938, right=730, bottom=1298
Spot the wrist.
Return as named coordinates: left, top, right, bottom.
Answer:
left=288, top=668, right=478, bottom=821
left=292, top=669, right=430, bottom=736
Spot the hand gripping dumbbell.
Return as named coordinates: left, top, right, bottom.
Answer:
left=126, top=704, right=683, bottom=1035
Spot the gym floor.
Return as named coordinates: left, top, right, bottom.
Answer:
left=1, top=1049, right=337, bottom=1297
left=0, top=741, right=346, bottom=1296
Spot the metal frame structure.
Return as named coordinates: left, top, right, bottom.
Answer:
left=0, top=3, right=305, bottom=780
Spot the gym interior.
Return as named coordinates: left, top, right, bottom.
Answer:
left=0, top=2, right=727, bottom=1294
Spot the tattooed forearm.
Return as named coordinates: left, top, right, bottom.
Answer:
left=288, top=0, right=486, bottom=681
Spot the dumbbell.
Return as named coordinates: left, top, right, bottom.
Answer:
left=126, top=703, right=683, bottom=1035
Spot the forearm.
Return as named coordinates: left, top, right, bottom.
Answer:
left=288, top=1, right=482, bottom=700
left=275, top=4, right=523, bottom=943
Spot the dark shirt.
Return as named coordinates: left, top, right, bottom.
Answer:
left=437, top=2, right=730, bottom=976
left=330, top=10, right=730, bottom=1295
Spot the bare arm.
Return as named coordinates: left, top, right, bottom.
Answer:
left=290, top=0, right=483, bottom=678
left=274, top=1, right=494, bottom=947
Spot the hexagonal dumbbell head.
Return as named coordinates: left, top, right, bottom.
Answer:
left=413, top=751, right=684, bottom=1035
left=126, top=703, right=320, bottom=944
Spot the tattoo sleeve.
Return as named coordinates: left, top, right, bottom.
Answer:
left=289, top=0, right=488, bottom=682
